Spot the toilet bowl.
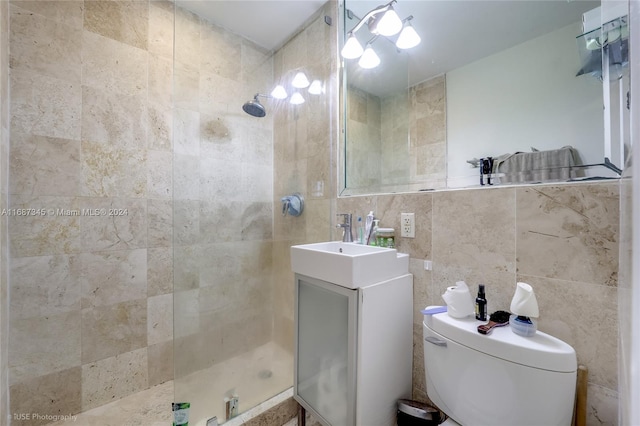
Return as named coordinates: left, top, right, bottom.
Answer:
left=423, top=307, right=577, bottom=426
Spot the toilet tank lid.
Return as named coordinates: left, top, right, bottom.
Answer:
left=423, top=306, right=577, bottom=372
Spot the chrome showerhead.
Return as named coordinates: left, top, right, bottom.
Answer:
left=242, top=94, right=267, bottom=117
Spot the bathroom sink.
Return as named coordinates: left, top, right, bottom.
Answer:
left=290, top=241, right=409, bottom=288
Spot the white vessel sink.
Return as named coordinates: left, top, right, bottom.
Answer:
left=290, top=241, right=409, bottom=288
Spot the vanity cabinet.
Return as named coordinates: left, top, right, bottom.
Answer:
left=293, top=273, right=413, bottom=426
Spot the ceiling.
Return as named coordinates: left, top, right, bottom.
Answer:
left=179, top=0, right=600, bottom=95
left=178, top=0, right=327, bottom=51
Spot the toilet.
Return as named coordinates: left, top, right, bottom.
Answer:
left=423, top=307, right=577, bottom=426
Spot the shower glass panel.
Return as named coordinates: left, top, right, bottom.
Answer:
left=172, top=1, right=335, bottom=424
left=171, top=3, right=287, bottom=423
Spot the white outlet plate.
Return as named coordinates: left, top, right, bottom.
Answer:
left=401, top=213, right=415, bottom=238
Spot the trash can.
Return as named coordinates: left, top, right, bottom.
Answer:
left=397, top=399, right=441, bottom=426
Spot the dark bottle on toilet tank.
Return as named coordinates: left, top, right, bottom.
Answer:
left=475, top=284, right=487, bottom=321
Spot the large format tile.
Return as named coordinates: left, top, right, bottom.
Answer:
left=148, top=1, right=174, bottom=60
left=432, top=187, right=516, bottom=275
left=80, top=249, right=147, bottom=309
left=79, top=197, right=147, bottom=252
left=80, top=141, right=147, bottom=197
left=516, top=184, right=619, bottom=286
left=9, top=1, right=84, bottom=29
left=199, top=20, right=241, bottom=80
left=148, top=53, right=172, bottom=106
left=81, top=86, right=147, bottom=149
left=8, top=195, right=82, bottom=257
left=81, top=348, right=149, bottom=411
left=147, top=293, right=173, bottom=345
left=174, top=6, right=200, bottom=68
left=147, top=101, right=173, bottom=152
left=10, top=254, right=81, bottom=320
left=10, top=132, right=81, bottom=196
left=147, top=150, right=172, bottom=199
left=147, top=247, right=173, bottom=297
left=147, top=199, right=172, bottom=248
left=82, top=30, right=148, bottom=97
left=9, top=3, right=82, bottom=83
left=81, top=299, right=147, bottom=364
left=521, top=274, right=618, bottom=390
left=10, top=70, right=81, bottom=140
left=173, top=108, right=200, bottom=156
left=9, top=311, right=81, bottom=385
left=84, top=0, right=148, bottom=50
left=375, top=192, right=433, bottom=259
left=48, top=381, right=173, bottom=426
left=10, top=367, right=82, bottom=426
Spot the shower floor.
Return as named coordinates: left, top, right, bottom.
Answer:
left=46, top=342, right=293, bottom=426
left=176, top=341, right=294, bottom=426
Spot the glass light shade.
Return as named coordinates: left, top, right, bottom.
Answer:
left=341, top=34, right=364, bottom=59
left=376, top=7, right=403, bottom=36
left=396, top=22, right=421, bottom=49
left=289, top=92, right=305, bottom=105
left=358, top=44, right=380, bottom=69
left=308, top=80, right=323, bottom=95
left=292, top=72, right=310, bottom=89
left=270, top=85, right=288, bottom=99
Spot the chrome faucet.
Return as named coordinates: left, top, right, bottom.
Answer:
left=336, top=213, right=354, bottom=242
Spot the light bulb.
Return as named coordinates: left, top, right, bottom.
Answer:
left=289, top=92, right=305, bottom=105
left=396, top=21, right=421, bottom=49
left=358, top=44, right=380, bottom=69
left=308, top=80, right=323, bottom=95
left=341, top=34, right=364, bottom=59
left=292, top=72, right=310, bottom=89
left=376, top=6, right=403, bottom=36
left=270, top=85, right=288, bottom=99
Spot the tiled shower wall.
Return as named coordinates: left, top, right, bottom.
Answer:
left=344, top=75, right=446, bottom=194
left=6, top=0, right=337, bottom=422
left=6, top=1, right=175, bottom=423
left=171, top=3, right=276, bottom=380
left=271, top=1, right=338, bottom=352
left=336, top=181, right=620, bottom=425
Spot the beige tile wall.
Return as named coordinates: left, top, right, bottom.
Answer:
left=6, top=1, right=176, bottom=423
left=271, top=1, right=338, bottom=352
left=408, top=76, right=446, bottom=190
left=343, top=75, right=446, bottom=195
left=170, top=2, right=277, bottom=389
left=336, top=181, right=620, bottom=425
left=7, top=0, right=302, bottom=421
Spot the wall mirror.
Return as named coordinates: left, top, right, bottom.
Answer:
left=339, top=0, right=628, bottom=195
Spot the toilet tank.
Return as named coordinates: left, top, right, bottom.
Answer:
left=423, top=308, right=577, bottom=426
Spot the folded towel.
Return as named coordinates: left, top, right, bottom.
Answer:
left=493, top=146, right=582, bottom=183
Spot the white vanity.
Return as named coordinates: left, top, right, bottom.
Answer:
left=291, top=242, right=413, bottom=426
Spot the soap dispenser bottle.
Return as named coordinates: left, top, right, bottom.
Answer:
left=369, top=219, right=380, bottom=245
left=475, top=284, right=487, bottom=321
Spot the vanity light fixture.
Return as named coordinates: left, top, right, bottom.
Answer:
left=368, top=4, right=403, bottom=36
left=270, top=84, right=288, bottom=99
left=395, top=16, right=421, bottom=50
left=342, top=0, right=420, bottom=69
left=289, top=92, right=305, bottom=105
left=341, top=34, right=364, bottom=58
left=291, top=72, right=310, bottom=89
left=266, top=71, right=321, bottom=106
left=308, top=80, right=323, bottom=95
left=358, top=43, right=381, bottom=69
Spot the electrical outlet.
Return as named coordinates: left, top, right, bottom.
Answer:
left=401, top=212, right=415, bottom=238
